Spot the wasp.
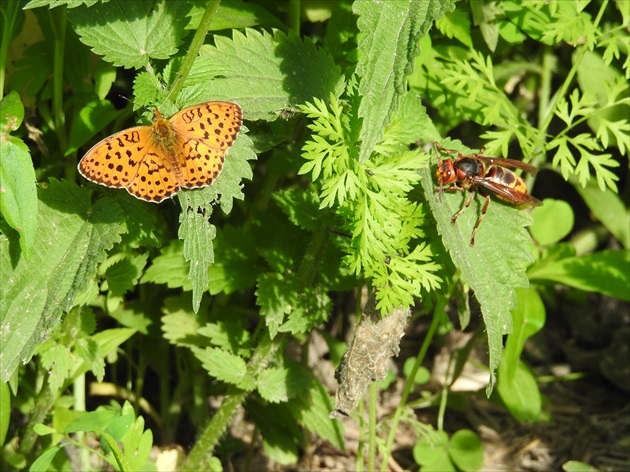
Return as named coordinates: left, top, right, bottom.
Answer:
left=433, top=142, right=542, bottom=246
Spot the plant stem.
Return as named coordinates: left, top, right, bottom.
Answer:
left=51, top=7, right=67, bottom=155
left=182, top=222, right=331, bottom=469
left=367, top=381, right=377, bottom=471
left=378, top=302, right=443, bottom=472
left=288, top=0, right=301, bottom=34
left=168, top=0, right=221, bottom=102
left=0, top=0, right=20, bottom=99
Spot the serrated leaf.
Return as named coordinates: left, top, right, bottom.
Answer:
left=68, top=0, right=190, bottom=69
left=354, top=0, right=450, bottom=163
left=39, top=344, right=73, bottom=393
left=176, top=125, right=255, bottom=314
left=0, top=91, right=37, bottom=259
left=105, top=253, right=148, bottom=296
left=420, top=150, right=536, bottom=394
left=288, top=378, right=343, bottom=448
left=257, top=367, right=291, bottom=403
left=272, top=187, right=323, bottom=231
left=187, top=0, right=284, bottom=31
left=24, top=0, right=104, bottom=8
left=161, top=295, right=207, bottom=347
left=248, top=402, right=301, bottom=465
left=196, top=29, right=342, bottom=121
left=256, top=273, right=293, bottom=338
left=141, top=241, right=191, bottom=290
left=0, top=180, right=125, bottom=382
left=192, top=346, right=248, bottom=387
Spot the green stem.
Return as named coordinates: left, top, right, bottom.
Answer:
left=379, top=302, right=444, bottom=472
left=51, top=7, right=67, bottom=154
left=181, top=331, right=279, bottom=471
left=0, top=0, right=20, bottom=98
left=367, top=381, right=377, bottom=471
left=182, top=223, right=331, bottom=469
left=168, top=0, right=221, bottom=102
left=537, top=0, right=608, bottom=140
left=288, top=0, right=301, bottom=34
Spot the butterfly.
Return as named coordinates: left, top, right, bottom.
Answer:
left=78, top=101, right=242, bottom=203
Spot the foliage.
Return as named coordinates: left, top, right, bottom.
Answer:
left=0, top=0, right=628, bottom=471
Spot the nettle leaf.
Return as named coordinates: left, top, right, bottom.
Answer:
left=0, top=180, right=125, bottom=382
left=104, top=253, right=149, bottom=297
left=287, top=377, right=343, bottom=449
left=177, top=126, right=255, bottom=313
left=39, top=344, right=73, bottom=393
left=0, top=91, right=37, bottom=259
left=420, top=147, right=536, bottom=393
left=161, top=294, right=208, bottom=347
left=141, top=240, right=191, bottom=290
left=68, top=0, right=190, bottom=69
left=208, top=225, right=260, bottom=295
left=354, top=0, right=452, bottom=163
left=192, top=347, right=248, bottom=388
left=24, top=0, right=103, bottom=8
left=197, top=319, right=252, bottom=356
left=256, top=273, right=293, bottom=338
left=196, top=29, right=343, bottom=121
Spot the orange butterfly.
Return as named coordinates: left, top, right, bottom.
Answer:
left=78, top=101, right=242, bottom=203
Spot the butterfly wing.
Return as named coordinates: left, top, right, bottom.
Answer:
left=78, top=125, right=181, bottom=203
left=168, top=101, right=243, bottom=189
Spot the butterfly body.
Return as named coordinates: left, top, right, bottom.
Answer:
left=78, top=101, right=242, bottom=203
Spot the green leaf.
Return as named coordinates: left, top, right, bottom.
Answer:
left=498, top=359, right=542, bottom=422
left=207, top=225, right=260, bottom=295
left=0, top=180, right=125, bottom=382
left=69, top=328, right=136, bottom=381
left=192, top=346, right=248, bottom=387
left=448, top=429, right=484, bottom=471
left=420, top=144, right=536, bottom=393
left=287, top=378, right=344, bottom=449
left=0, top=91, right=37, bottom=259
left=187, top=0, right=284, bottom=31
left=413, top=430, right=453, bottom=470
left=257, top=367, right=291, bottom=403
left=104, top=253, right=149, bottom=297
left=273, top=187, right=324, bottom=232
left=248, top=402, right=301, bottom=465
left=503, top=288, right=546, bottom=375
left=28, top=446, right=63, bottom=472
left=354, top=0, right=449, bottom=163
left=529, top=249, right=630, bottom=301
left=118, top=402, right=153, bottom=472
left=530, top=199, right=575, bottom=246
left=161, top=295, right=207, bottom=347
left=66, top=99, right=121, bottom=156
left=24, top=0, right=101, bottom=8
left=141, top=241, right=191, bottom=290
left=176, top=125, right=255, bottom=313
left=39, top=344, right=73, bottom=393
left=572, top=180, right=630, bottom=249
left=256, top=273, right=293, bottom=338
left=68, top=0, right=191, bottom=69
left=197, top=319, right=252, bottom=356
left=257, top=361, right=312, bottom=404
left=196, top=29, right=342, bottom=121
left=436, top=8, right=473, bottom=49
left=0, top=381, right=10, bottom=446
left=65, top=409, right=118, bottom=433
